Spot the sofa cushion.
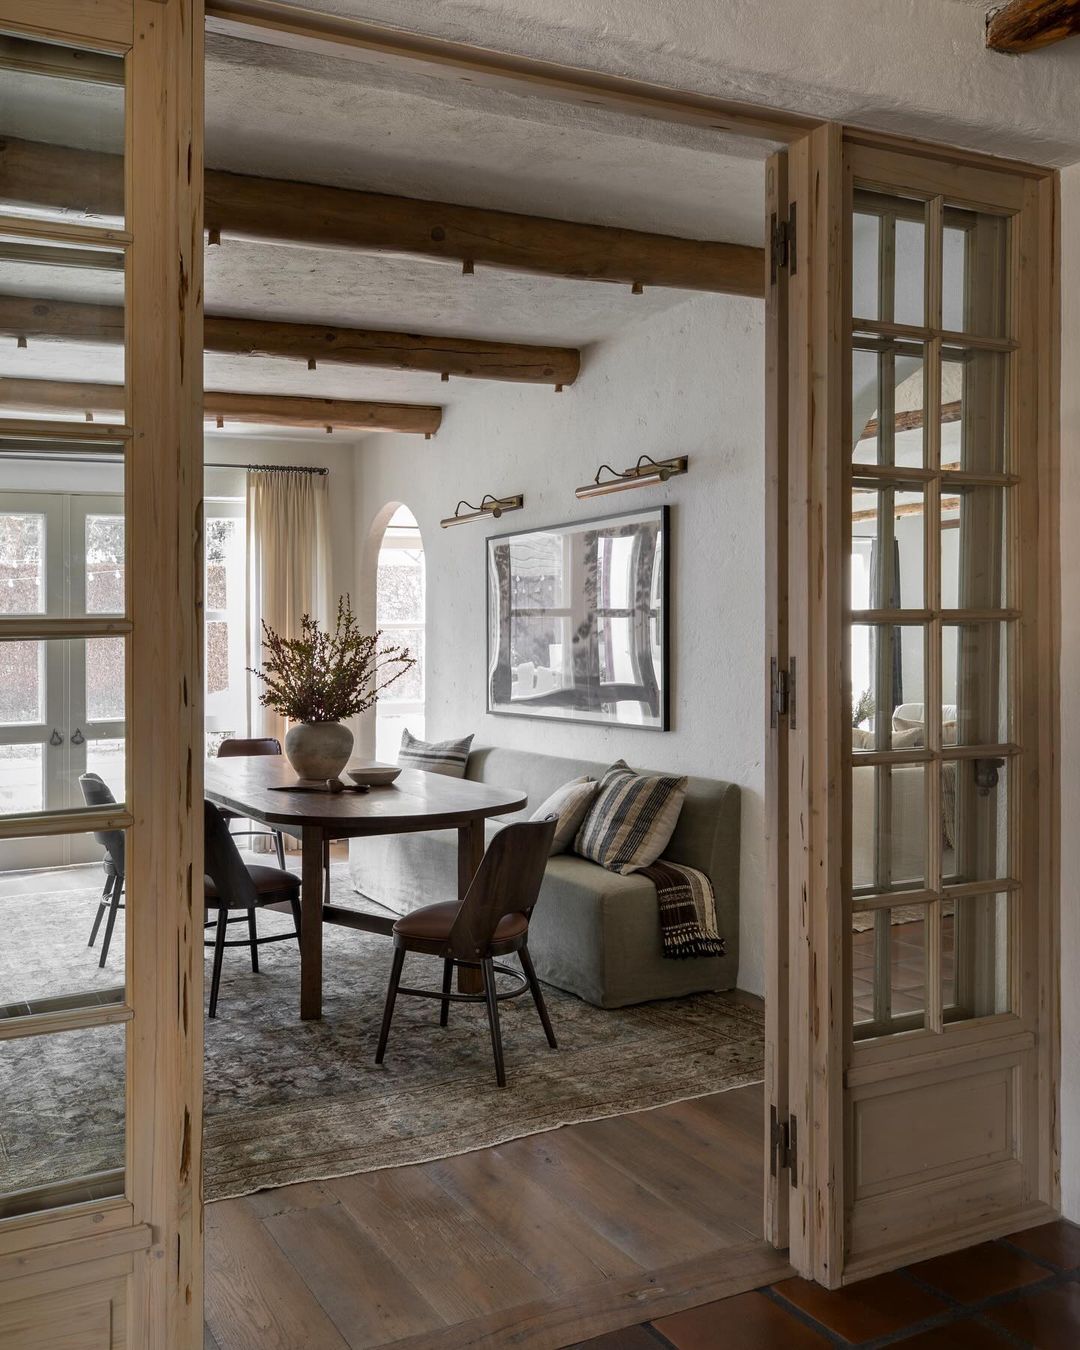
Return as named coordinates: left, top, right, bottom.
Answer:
left=398, top=728, right=474, bottom=777
left=530, top=775, right=599, bottom=854
left=574, top=760, right=687, bottom=875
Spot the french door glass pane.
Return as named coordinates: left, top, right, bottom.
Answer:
left=85, top=738, right=125, bottom=805
left=942, top=207, right=1010, bottom=339
left=852, top=339, right=926, bottom=468
left=0, top=36, right=125, bottom=228
left=941, top=347, right=1009, bottom=474
left=944, top=758, right=1011, bottom=886
left=852, top=903, right=928, bottom=1039
left=942, top=622, right=1010, bottom=746
left=851, top=190, right=927, bottom=327
left=851, top=623, right=926, bottom=753
left=86, top=637, right=124, bottom=723
left=0, top=512, right=45, bottom=613
left=0, top=829, right=126, bottom=1014
left=943, top=892, right=1011, bottom=1022
left=0, top=639, right=43, bottom=723
left=941, top=487, right=1008, bottom=610
left=851, top=480, right=925, bottom=610
left=853, top=763, right=927, bottom=894
left=85, top=514, right=124, bottom=614
left=0, top=1022, right=125, bottom=1217
left=0, top=744, right=42, bottom=814
left=0, top=242, right=125, bottom=407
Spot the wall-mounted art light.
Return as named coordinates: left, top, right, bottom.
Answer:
left=440, top=493, right=524, bottom=529
left=576, top=454, right=688, bottom=500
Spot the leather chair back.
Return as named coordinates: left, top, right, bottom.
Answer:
left=203, top=799, right=258, bottom=909
left=217, top=737, right=282, bottom=758
left=448, top=817, right=556, bottom=959
left=79, top=772, right=125, bottom=875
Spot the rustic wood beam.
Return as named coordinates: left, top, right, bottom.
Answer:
left=0, top=137, right=766, bottom=297
left=0, top=378, right=442, bottom=435
left=986, top=0, right=1080, bottom=52
left=0, top=295, right=579, bottom=386
left=859, top=400, right=963, bottom=442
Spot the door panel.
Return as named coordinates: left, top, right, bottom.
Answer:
left=780, top=128, right=1058, bottom=1285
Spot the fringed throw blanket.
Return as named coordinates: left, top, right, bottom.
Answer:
left=641, top=859, right=726, bottom=960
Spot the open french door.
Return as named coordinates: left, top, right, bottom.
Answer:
left=768, top=124, right=1060, bottom=1285
left=0, top=1, right=204, bottom=1345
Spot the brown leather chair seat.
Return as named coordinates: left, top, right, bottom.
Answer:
left=204, top=864, right=299, bottom=906
left=393, top=901, right=528, bottom=945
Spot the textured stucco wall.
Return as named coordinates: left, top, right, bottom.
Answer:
left=1059, top=163, right=1079, bottom=1222
left=354, top=292, right=768, bottom=994
left=283, top=0, right=1080, bottom=165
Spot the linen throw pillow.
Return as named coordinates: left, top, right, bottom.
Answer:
left=398, top=728, right=474, bottom=778
left=530, top=776, right=599, bottom=855
left=575, top=760, right=687, bottom=875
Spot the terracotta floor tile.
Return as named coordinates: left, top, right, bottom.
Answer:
left=654, top=1291, right=829, bottom=1349
left=572, top=1326, right=661, bottom=1349
left=772, top=1271, right=947, bottom=1341
left=1005, top=1220, right=1080, bottom=1271
left=907, top=1241, right=1048, bottom=1302
left=987, top=1280, right=1080, bottom=1344
left=891, top=1320, right=1012, bottom=1348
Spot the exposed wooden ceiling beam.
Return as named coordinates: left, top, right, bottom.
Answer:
left=0, top=378, right=442, bottom=435
left=0, top=137, right=766, bottom=297
left=986, top=0, right=1080, bottom=52
left=0, top=295, right=579, bottom=386
left=859, top=400, right=963, bottom=442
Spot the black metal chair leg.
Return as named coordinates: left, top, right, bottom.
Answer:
left=375, top=946, right=406, bottom=1064
left=290, top=895, right=303, bottom=951
left=208, top=907, right=228, bottom=1019
left=440, top=957, right=454, bottom=1026
left=98, top=875, right=123, bottom=968
left=481, top=958, right=507, bottom=1087
left=88, top=881, right=110, bottom=948
left=519, top=945, right=557, bottom=1049
left=274, top=829, right=286, bottom=869
left=247, top=909, right=260, bottom=972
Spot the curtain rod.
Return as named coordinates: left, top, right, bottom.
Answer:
left=0, top=452, right=330, bottom=474
left=206, top=462, right=329, bottom=475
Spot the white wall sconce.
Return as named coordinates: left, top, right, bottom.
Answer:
left=440, top=493, right=524, bottom=528
left=576, top=454, right=688, bottom=500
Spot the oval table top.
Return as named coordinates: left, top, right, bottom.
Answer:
left=204, top=755, right=528, bottom=835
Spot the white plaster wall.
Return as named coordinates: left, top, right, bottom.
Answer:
left=1059, top=163, right=1080, bottom=1222
left=353, top=293, right=767, bottom=994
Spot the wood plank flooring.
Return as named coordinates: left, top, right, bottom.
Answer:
left=204, top=1081, right=787, bottom=1350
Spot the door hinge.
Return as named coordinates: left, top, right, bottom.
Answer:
left=770, top=656, right=797, bottom=729
left=770, top=203, right=797, bottom=284
left=770, top=1105, right=798, bottom=1182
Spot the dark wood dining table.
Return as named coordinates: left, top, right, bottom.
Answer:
left=204, top=756, right=527, bottom=1020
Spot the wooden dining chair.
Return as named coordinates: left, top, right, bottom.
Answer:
left=79, top=772, right=125, bottom=968
left=216, top=737, right=288, bottom=867
left=375, top=817, right=559, bottom=1087
left=203, top=798, right=302, bottom=1018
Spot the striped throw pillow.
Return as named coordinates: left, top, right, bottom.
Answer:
left=574, top=760, right=687, bottom=875
left=530, top=776, right=599, bottom=855
left=398, top=729, right=474, bottom=778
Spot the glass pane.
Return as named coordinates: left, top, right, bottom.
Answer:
left=0, top=1023, right=125, bottom=1216
left=852, top=190, right=926, bottom=326
left=851, top=480, right=925, bottom=610
left=941, top=487, right=1008, bottom=611
left=852, top=903, right=927, bottom=1039
left=851, top=624, right=926, bottom=753
left=0, top=830, right=127, bottom=1012
left=943, top=892, right=1011, bottom=1022
left=85, top=513, right=124, bottom=614
left=377, top=553, right=425, bottom=625
left=0, top=36, right=125, bottom=227
left=943, top=757, right=1011, bottom=886
left=379, top=628, right=423, bottom=703
left=0, top=639, right=43, bottom=723
left=86, top=637, right=124, bottom=723
left=941, top=347, right=1008, bottom=474
left=943, top=622, right=1010, bottom=746
left=852, top=338, right=925, bottom=468
left=85, top=738, right=124, bottom=805
left=0, top=511, right=45, bottom=613
left=852, top=763, right=927, bottom=894
left=942, top=207, right=1010, bottom=340
left=0, top=743, right=41, bottom=814
left=0, top=241, right=125, bottom=405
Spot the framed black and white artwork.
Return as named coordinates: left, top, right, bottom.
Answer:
left=487, top=505, right=669, bottom=730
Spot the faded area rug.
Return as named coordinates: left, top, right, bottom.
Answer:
left=0, top=867, right=764, bottom=1202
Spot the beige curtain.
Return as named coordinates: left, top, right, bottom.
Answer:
left=245, top=467, right=331, bottom=749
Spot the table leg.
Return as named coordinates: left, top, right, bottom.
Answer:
left=300, top=824, right=324, bottom=1020
left=457, top=819, right=485, bottom=995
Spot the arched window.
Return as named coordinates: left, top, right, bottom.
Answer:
left=375, top=505, right=425, bottom=761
